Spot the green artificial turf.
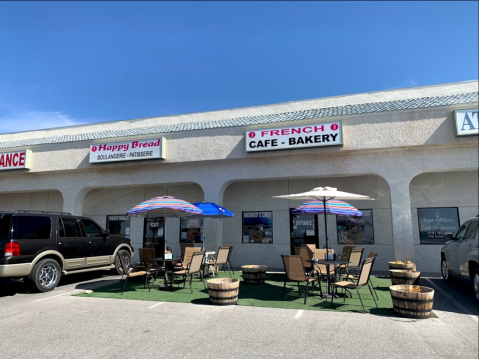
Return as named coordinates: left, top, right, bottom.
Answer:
left=75, top=271, right=436, bottom=317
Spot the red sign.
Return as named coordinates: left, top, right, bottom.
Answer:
left=0, top=150, right=31, bottom=171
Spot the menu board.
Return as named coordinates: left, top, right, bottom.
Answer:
left=417, top=208, right=460, bottom=244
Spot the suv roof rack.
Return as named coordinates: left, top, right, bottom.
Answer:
left=14, top=210, right=73, bottom=215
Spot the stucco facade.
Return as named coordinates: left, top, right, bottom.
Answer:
left=1, top=80, right=478, bottom=273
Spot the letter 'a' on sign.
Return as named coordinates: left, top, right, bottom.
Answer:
left=245, top=121, right=343, bottom=152
left=454, top=108, right=479, bottom=137
left=0, top=149, right=32, bottom=171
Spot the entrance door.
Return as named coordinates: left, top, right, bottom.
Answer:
left=143, top=218, right=165, bottom=258
left=290, top=211, right=318, bottom=254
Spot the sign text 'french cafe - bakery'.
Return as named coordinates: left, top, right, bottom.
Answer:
left=245, top=121, right=342, bottom=152
left=90, top=138, right=166, bottom=163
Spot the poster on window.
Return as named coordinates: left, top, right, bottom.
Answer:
left=417, top=208, right=460, bottom=244
left=242, top=212, right=273, bottom=243
left=336, top=210, right=374, bottom=244
left=180, top=217, right=203, bottom=243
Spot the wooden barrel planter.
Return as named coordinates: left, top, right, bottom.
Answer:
left=390, top=284, right=434, bottom=319
left=388, top=261, right=415, bottom=270
left=207, top=278, right=239, bottom=306
left=390, top=270, right=421, bottom=285
left=241, top=265, right=267, bottom=285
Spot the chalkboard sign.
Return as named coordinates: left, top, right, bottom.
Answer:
left=417, top=208, right=460, bottom=245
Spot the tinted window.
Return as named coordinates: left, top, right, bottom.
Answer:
left=0, top=214, right=12, bottom=239
left=464, top=221, right=479, bottom=239
left=60, top=218, right=81, bottom=237
left=81, top=219, right=103, bottom=237
left=12, top=216, right=51, bottom=239
left=455, top=223, right=469, bottom=240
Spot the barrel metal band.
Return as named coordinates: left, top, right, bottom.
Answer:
left=393, top=305, right=432, bottom=313
left=209, top=288, right=238, bottom=293
left=392, top=298, right=434, bottom=303
left=209, top=295, right=238, bottom=300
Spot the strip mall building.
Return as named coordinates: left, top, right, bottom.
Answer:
left=1, top=81, right=478, bottom=273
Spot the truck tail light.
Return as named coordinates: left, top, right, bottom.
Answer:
left=5, top=242, right=21, bottom=256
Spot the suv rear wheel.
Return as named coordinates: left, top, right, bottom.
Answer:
left=28, top=258, right=61, bottom=292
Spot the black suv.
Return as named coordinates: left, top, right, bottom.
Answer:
left=0, top=210, right=134, bottom=292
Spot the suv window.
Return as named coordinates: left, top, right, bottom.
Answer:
left=464, top=221, right=478, bottom=239
left=11, top=216, right=51, bottom=239
left=80, top=219, right=103, bottom=237
left=455, top=223, right=469, bottom=240
left=60, top=218, right=82, bottom=237
left=0, top=214, right=12, bottom=239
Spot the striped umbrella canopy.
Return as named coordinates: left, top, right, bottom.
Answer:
left=126, top=196, right=203, bottom=218
left=291, top=199, right=363, bottom=216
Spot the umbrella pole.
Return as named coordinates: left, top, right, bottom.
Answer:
left=323, top=199, right=328, bottom=253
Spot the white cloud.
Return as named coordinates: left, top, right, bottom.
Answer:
left=387, top=77, right=418, bottom=90
left=0, top=110, right=85, bottom=134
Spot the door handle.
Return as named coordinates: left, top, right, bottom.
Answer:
left=58, top=242, right=66, bottom=247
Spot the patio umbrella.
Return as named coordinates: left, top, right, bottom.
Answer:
left=126, top=196, right=203, bottom=218
left=274, top=187, right=374, bottom=252
left=191, top=201, right=234, bottom=250
left=291, top=199, right=363, bottom=216
left=192, top=202, right=234, bottom=218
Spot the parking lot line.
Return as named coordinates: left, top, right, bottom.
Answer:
left=148, top=302, right=165, bottom=309
left=424, top=278, right=478, bottom=323
left=294, top=310, right=304, bottom=319
left=33, top=289, right=82, bottom=302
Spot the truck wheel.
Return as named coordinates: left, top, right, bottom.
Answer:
left=115, top=249, right=131, bottom=275
left=441, top=256, right=452, bottom=283
left=473, top=268, right=479, bottom=303
left=28, top=258, right=61, bottom=292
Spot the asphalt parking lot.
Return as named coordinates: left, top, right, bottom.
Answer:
left=0, top=272, right=477, bottom=359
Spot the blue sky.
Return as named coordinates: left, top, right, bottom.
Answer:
left=0, top=1, right=477, bottom=134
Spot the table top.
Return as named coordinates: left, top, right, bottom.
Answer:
left=307, top=259, right=350, bottom=265
left=153, top=257, right=182, bottom=263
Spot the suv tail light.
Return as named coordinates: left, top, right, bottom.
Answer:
left=5, top=242, right=21, bottom=256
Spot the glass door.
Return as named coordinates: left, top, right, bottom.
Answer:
left=143, top=218, right=165, bottom=258
left=290, top=211, right=318, bottom=254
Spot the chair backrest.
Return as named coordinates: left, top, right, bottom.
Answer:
left=224, top=244, right=234, bottom=261
left=340, top=245, right=355, bottom=261
left=187, top=251, right=205, bottom=274
left=139, top=248, right=156, bottom=268
left=348, top=247, right=364, bottom=267
left=117, top=252, right=129, bottom=275
left=298, top=246, right=313, bottom=269
left=301, top=244, right=316, bottom=254
left=281, top=255, right=307, bottom=282
left=357, top=257, right=375, bottom=286
left=312, top=249, right=334, bottom=273
left=183, top=247, right=201, bottom=267
left=367, top=251, right=377, bottom=259
left=180, top=243, right=194, bottom=258
left=166, top=246, right=173, bottom=253
left=216, top=246, right=230, bottom=265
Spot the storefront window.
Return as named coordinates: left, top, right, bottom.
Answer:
left=180, top=217, right=203, bottom=243
left=336, top=209, right=374, bottom=244
left=417, top=207, right=460, bottom=245
left=242, top=211, right=273, bottom=243
left=106, top=215, right=131, bottom=238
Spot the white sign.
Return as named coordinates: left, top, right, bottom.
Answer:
left=454, top=109, right=478, bottom=136
left=89, top=138, right=166, bottom=163
left=0, top=150, right=32, bottom=171
left=245, top=121, right=342, bottom=152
